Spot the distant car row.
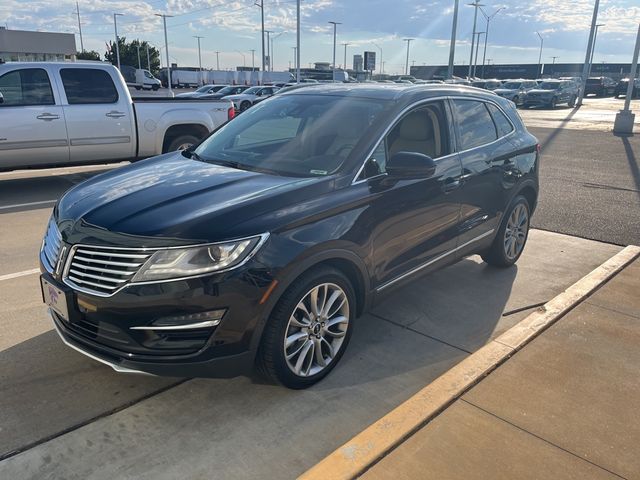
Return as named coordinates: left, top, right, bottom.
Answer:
left=176, top=84, right=281, bottom=112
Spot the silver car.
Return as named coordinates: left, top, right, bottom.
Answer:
left=493, top=79, right=538, bottom=106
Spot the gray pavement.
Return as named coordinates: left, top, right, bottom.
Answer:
left=0, top=229, right=621, bottom=478
left=363, top=258, right=640, bottom=480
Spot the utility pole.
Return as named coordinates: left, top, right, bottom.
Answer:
left=536, top=31, right=544, bottom=78
left=403, top=38, right=413, bottom=76
left=578, top=0, right=600, bottom=107
left=342, top=42, right=349, bottom=70
left=271, top=32, right=284, bottom=72
left=479, top=6, right=504, bottom=78
left=136, top=41, right=141, bottom=69
left=146, top=44, right=151, bottom=70
left=250, top=49, right=256, bottom=71
left=329, top=21, right=341, bottom=80
left=467, top=1, right=484, bottom=79
left=296, top=0, right=301, bottom=83
left=215, top=51, right=220, bottom=70
left=193, top=36, right=203, bottom=85
left=473, top=32, right=484, bottom=78
left=76, top=2, right=84, bottom=53
left=264, top=30, right=272, bottom=71
left=155, top=13, right=174, bottom=95
left=613, top=23, right=640, bottom=134
left=113, top=13, right=123, bottom=70
left=373, top=42, right=383, bottom=76
left=589, top=23, right=605, bottom=77
left=551, top=56, right=559, bottom=64
left=257, top=0, right=265, bottom=72
left=448, top=0, right=460, bottom=79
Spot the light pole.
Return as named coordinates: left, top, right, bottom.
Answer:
left=551, top=56, right=559, bottom=64
left=341, top=42, right=349, bottom=70
left=257, top=0, right=266, bottom=72
left=136, top=41, right=141, bottom=69
left=473, top=32, right=485, bottom=78
left=467, top=1, right=484, bottom=79
left=448, top=0, right=460, bottom=79
left=250, top=49, right=256, bottom=71
left=76, top=2, right=84, bottom=53
left=578, top=0, right=600, bottom=107
left=403, top=38, right=414, bottom=75
left=155, top=13, right=174, bottom=95
left=215, top=51, right=220, bottom=70
left=613, top=23, right=640, bottom=134
left=236, top=50, right=246, bottom=68
left=264, top=30, right=273, bottom=71
left=372, top=42, right=383, bottom=75
left=146, top=44, right=151, bottom=70
left=194, top=36, right=203, bottom=85
left=589, top=23, right=605, bottom=77
left=296, top=0, right=301, bottom=83
left=271, top=32, right=284, bottom=72
left=328, top=21, right=341, bottom=80
left=536, top=31, right=544, bottom=78
left=113, top=13, right=123, bottom=70
left=479, top=6, right=504, bottom=78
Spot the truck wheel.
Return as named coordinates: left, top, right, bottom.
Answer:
left=135, top=86, right=141, bottom=91
left=256, top=266, right=355, bottom=389
left=482, top=195, right=530, bottom=268
left=152, top=85, right=159, bottom=91
left=240, top=101, right=252, bottom=112
left=167, top=135, right=200, bottom=152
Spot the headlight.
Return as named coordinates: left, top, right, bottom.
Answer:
left=131, top=234, right=267, bottom=282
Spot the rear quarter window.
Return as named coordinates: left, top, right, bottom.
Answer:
left=486, top=103, right=514, bottom=138
left=60, top=68, right=119, bottom=104
left=452, top=99, right=498, bottom=150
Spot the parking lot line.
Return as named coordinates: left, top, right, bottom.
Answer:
left=0, top=200, right=56, bottom=211
left=299, top=244, right=640, bottom=480
left=0, top=269, right=40, bottom=282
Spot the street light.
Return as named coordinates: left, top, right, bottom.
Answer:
left=536, top=31, right=544, bottom=78
left=271, top=32, right=285, bottom=72
left=328, top=21, right=341, bottom=80
left=113, top=13, right=123, bottom=71
left=613, top=23, right=640, bottom=134
left=194, top=36, right=203, bottom=85
left=578, top=0, right=601, bottom=107
left=235, top=50, right=246, bottom=68
left=155, top=13, right=174, bottom=95
left=264, top=30, right=273, bottom=71
left=250, top=49, right=256, bottom=71
left=403, top=38, right=414, bottom=76
left=296, top=0, right=301, bottom=83
left=372, top=42, right=383, bottom=75
left=473, top=32, right=485, bottom=78
left=447, top=0, right=460, bottom=79
left=341, top=42, right=350, bottom=70
left=589, top=24, right=605, bottom=76
left=551, top=56, right=559, bottom=64
left=467, top=1, right=485, bottom=79
left=479, top=6, right=505, bottom=78
left=215, top=51, right=220, bottom=70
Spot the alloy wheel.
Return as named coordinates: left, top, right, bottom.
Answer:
left=503, top=203, right=529, bottom=261
left=283, top=283, right=350, bottom=377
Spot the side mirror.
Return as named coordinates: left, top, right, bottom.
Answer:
left=386, top=151, right=436, bottom=180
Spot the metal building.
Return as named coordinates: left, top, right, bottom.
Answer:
left=0, top=28, right=76, bottom=63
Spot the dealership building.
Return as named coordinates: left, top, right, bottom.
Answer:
left=0, top=27, right=76, bottom=63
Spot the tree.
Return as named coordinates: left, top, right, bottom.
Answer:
left=76, top=50, right=101, bottom=61
left=105, top=38, right=161, bottom=75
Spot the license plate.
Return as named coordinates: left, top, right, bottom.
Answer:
left=41, top=277, right=70, bottom=322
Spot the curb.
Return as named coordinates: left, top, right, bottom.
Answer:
left=299, top=245, right=640, bottom=480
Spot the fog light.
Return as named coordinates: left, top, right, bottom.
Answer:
left=130, top=309, right=226, bottom=331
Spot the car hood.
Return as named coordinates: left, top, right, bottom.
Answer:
left=526, top=88, right=558, bottom=95
left=175, top=92, right=202, bottom=98
left=494, top=88, right=518, bottom=95
left=56, top=152, right=329, bottom=246
left=223, top=94, right=254, bottom=101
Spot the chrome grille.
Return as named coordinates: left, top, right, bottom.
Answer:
left=41, top=219, right=63, bottom=273
left=64, top=245, right=153, bottom=296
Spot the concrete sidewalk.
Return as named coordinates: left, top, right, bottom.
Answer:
left=361, top=258, right=640, bottom=480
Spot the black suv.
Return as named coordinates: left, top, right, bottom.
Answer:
left=614, top=78, right=640, bottom=99
left=40, top=85, right=539, bottom=388
left=585, top=77, right=617, bottom=97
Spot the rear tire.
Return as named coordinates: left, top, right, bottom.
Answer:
left=166, top=134, right=200, bottom=152
left=240, top=101, right=251, bottom=112
left=256, top=266, right=355, bottom=389
left=481, top=195, right=531, bottom=268
left=549, top=97, right=558, bottom=109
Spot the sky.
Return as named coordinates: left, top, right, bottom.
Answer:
left=1, top=0, right=639, bottom=74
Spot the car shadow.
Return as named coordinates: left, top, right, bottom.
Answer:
left=618, top=134, right=640, bottom=201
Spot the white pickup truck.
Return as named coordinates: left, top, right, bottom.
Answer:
left=0, top=62, right=234, bottom=170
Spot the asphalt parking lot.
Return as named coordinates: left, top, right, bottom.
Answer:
left=0, top=96, right=638, bottom=479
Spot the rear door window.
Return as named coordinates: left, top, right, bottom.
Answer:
left=0, top=68, right=54, bottom=106
left=60, top=68, right=119, bottom=104
left=451, top=99, right=498, bottom=150
left=486, top=103, right=514, bottom=137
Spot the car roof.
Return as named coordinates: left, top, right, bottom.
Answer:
left=280, top=83, right=504, bottom=102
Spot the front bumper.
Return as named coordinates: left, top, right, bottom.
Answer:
left=523, top=96, right=553, bottom=106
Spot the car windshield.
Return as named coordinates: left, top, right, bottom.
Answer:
left=217, top=86, right=241, bottom=95
left=586, top=78, right=601, bottom=84
left=539, top=82, right=561, bottom=90
left=195, top=85, right=213, bottom=93
left=194, top=94, right=391, bottom=177
left=243, top=86, right=262, bottom=95
left=502, top=82, right=522, bottom=89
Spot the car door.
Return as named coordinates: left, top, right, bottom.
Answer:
left=451, top=98, right=518, bottom=246
left=57, top=67, right=136, bottom=162
left=0, top=67, right=69, bottom=168
left=356, top=100, right=464, bottom=290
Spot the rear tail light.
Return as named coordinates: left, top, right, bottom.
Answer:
left=228, top=106, right=235, bottom=121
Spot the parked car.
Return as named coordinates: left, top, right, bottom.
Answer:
left=120, top=65, right=161, bottom=91
left=493, top=79, right=538, bottom=106
left=252, top=83, right=320, bottom=104
left=223, top=85, right=280, bottom=112
left=523, top=80, right=579, bottom=109
left=176, top=84, right=229, bottom=98
left=584, top=77, right=617, bottom=97
left=0, top=62, right=234, bottom=170
left=471, top=79, right=502, bottom=91
left=614, top=78, right=640, bottom=99
left=41, top=84, right=539, bottom=388
left=204, top=85, right=251, bottom=99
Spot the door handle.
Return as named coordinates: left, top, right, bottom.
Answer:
left=36, top=113, right=60, bottom=121
left=106, top=111, right=126, bottom=118
left=442, top=178, right=462, bottom=193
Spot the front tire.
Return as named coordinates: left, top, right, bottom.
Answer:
left=256, top=267, right=355, bottom=389
left=482, top=195, right=531, bottom=268
left=166, top=134, right=200, bottom=152
left=240, top=101, right=251, bottom=112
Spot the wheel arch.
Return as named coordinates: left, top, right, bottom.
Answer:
left=162, top=123, right=210, bottom=153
